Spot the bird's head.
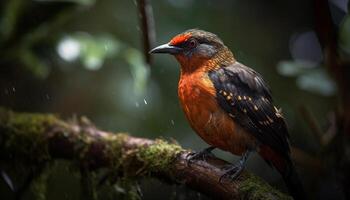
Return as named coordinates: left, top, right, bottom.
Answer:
left=150, top=29, right=235, bottom=72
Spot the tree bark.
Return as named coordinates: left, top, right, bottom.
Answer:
left=0, top=108, right=291, bottom=200
left=314, top=0, right=350, bottom=136
left=313, top=1, right=350, bottom=198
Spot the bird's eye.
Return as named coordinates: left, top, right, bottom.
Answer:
left=188, top=39, right=197, bottom=48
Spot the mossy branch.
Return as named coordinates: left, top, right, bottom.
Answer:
left=0, top=108, right=291, bottom=200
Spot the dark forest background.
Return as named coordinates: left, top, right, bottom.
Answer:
left=1, top=0, right=349, bottom=199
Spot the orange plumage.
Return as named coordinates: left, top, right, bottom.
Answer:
left=178, top=60, right=257, bottom=155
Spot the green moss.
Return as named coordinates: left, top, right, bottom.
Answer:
left=0, top=108, right=59, bottom=162
left=0, top=108, right=184, bottom=198
left=103, top=133, right=129, bottom=168
left=137, top=139, right=183, bottom=173
left=238, top=173, right=292, bottom=200
left=6, top=110, right=57, bottom=134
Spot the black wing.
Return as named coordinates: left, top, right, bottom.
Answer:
left=208, top=62, right=290, bottom=156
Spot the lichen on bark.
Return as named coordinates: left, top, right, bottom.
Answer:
left=0, top=108, right=59, bottom=163
left=238, top=173, right=292, bottom=200
left=136, top=139, right=183, bottom=173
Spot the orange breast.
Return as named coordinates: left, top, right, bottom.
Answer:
left=178, top=70, right=257, bottom=155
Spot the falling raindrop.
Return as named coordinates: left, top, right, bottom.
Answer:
left=171, top=120, right=175, bottom=125
left=1, top=170, right=15, bottom=191
left=46, top=94, right=50, bottom=100
left=135, top=102, right=140, bottom=108
left=12, top=87, right=15, bottom=92
left=143, top=98, right=148, bottom=105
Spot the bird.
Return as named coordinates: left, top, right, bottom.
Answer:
left=150, top=29, right=305, bottom=199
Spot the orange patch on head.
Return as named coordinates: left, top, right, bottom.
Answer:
left=170, top=33, right=191, bottom=46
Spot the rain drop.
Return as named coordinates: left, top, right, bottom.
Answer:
left=143, top=98, right=148, bottom=105
left=1, top=171, right=15, bottom=191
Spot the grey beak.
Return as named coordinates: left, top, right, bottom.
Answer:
left=149, top=43, right=183, bottom=54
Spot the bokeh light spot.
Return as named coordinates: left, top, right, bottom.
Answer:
left=57, top=37, right=81, bottom=62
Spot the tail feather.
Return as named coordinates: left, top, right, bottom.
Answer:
left=259, top=145, right=306, bottom=200
left=282, top=161, right=306, bottom=200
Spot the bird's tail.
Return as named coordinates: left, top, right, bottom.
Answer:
left=259, top=145, right=306, bottom=200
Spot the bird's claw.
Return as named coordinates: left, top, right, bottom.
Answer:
left=219, top=150, right=250, bottom=183
left=186, top=147, right=215, bottom=165
left=219, top=163, right=244, bottom=183
left=186, top=151, right=214, bottom=162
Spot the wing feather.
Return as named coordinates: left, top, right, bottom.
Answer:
left=208, top=62, right=290, bottom=156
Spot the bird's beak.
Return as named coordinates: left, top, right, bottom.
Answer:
left=149, top=43, right=183, bottom=54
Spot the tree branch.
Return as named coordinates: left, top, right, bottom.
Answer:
left=137, top=0, right=156, bottom=65
left=0, top=108, right=291, bottom=199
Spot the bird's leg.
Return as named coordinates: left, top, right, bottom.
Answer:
left=186, top=146, right=216, bottom=164
left=219, top=150, right=251, bottom=182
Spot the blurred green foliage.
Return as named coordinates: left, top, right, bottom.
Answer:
left=340, top=15, right=350, bottom=54
left=59, top=33, right=121, bottom=70
left=277, top=61, right=336, bottom=96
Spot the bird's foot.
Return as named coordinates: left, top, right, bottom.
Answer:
left=219, top=162, right=244, bottom=182
left=186, top=146, right=215, bottom=165
left=219, top=150, right=251, bottom=183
